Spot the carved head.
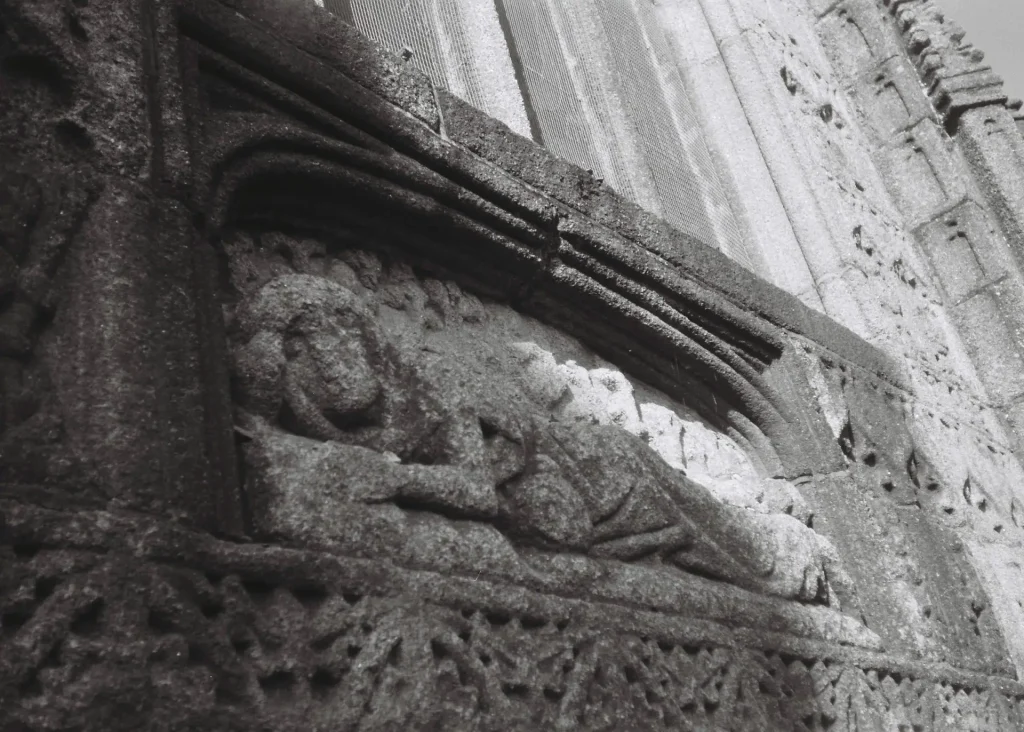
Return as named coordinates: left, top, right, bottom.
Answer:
left=231, top=274, right=386, bottom=440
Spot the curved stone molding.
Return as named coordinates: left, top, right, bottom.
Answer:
left=219, top=240, right=863, bottom=618
left=6, top=0, right=1024, bottom=727
left=175, top=0, right=907, bottom=480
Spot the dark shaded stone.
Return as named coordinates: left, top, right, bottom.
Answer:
left=2, top=0, right=1022, bottom=727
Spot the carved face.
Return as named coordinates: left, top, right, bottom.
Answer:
left=232, top=274, right=385, bottom=439
left=281, top=306, right=383, bottom=430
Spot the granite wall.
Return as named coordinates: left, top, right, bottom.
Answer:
left=327, top=0, right=1024, bottom=691
left=2, top=0, right=1024, bottom=729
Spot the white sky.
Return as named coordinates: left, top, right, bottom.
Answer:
left=932, top=0, right=1024, bottom=104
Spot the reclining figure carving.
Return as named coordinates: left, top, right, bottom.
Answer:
left=231, top=274, right=856, bottom=608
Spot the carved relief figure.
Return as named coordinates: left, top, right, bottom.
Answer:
left=0, top=166, right=97, bottom=486
left=230, top=269, right=856, bottom=609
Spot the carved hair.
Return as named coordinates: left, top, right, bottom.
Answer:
left=234, top=273, right=376, bottom=340
left=230, top=274, right=387, bottom=429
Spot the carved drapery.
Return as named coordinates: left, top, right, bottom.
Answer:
left=3, top=0, right=1024, bottom=729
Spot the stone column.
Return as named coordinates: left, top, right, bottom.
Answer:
left=653, top=0, right=822, bottom=305
left=0, top=0, right=240, bottom=533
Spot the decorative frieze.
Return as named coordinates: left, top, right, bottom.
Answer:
left=2, top=501, right=1023, bottom=731
left=5, top=0, right=1024, bottom=728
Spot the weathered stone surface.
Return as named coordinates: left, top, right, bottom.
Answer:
left=958, top=107, right=1024, bottom=272
left=875, top=119, right=964, bottom=226
left=0, top=0, right=238, bottom=531
left=5, top=0, right=1024, bottom=728
left=2, top=500, right=1022, bottom=732
left=847, top=56, right=935, bottom=143
left=881, top=0, right=1008, bottom=129
left=225, top=253, right=852, bottom=609
left=817, top=0, right=900, bottom=79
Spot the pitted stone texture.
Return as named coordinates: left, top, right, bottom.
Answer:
left=876, top=119, right=965, bottom=226
left=222, top=236, right=859, bottom=609
left=755, top=24, right=893, bottom=219
left=758, top=0, right=1024, bottom=474
left=0, top=502, right=1021, bottom=732
left=817, top=0, right=901, bottom=79
left=948, top=290, right=1024, bottom=405
left=810, top=0, right=1024, bottom=515
left=847, top=56, right=935, bottom=142
left=787, top=345, right=1020, bottom=670
left=970, top=541, right=1024, bottom=676
left=915, top=201, right=1017, bottom=305
left=958, top=108, right=1024, bottom=265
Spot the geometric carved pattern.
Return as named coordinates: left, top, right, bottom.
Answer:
left=4, top=0, right=1023, bottom=729
left=3, top=501, right=1024, bottom=731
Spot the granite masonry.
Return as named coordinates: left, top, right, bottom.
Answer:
left=3, top=0, right=1024, bottom=729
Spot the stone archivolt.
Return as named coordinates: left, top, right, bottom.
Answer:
left=192, top=50, right=801, bottom=474
left=190, top=0, right=866, bottom=620
left=2, top=0, right=1024, bottom=729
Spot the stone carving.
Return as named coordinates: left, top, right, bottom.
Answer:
left=1, top=501, right=1022, bottom=732
left=227, top=253, right=855, bottom=608
left=0, top=0, right=109, bottom=489
left=4, top=0, right=1024, bottom=727
left=0, top=165, right=96, bottom=485
left=884, top=0, right=1007, bottom=126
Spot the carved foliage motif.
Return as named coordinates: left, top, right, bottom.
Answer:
left=82, top=0, right=1019, bottom=724
left=2, top=504, right=1023, bottom=731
